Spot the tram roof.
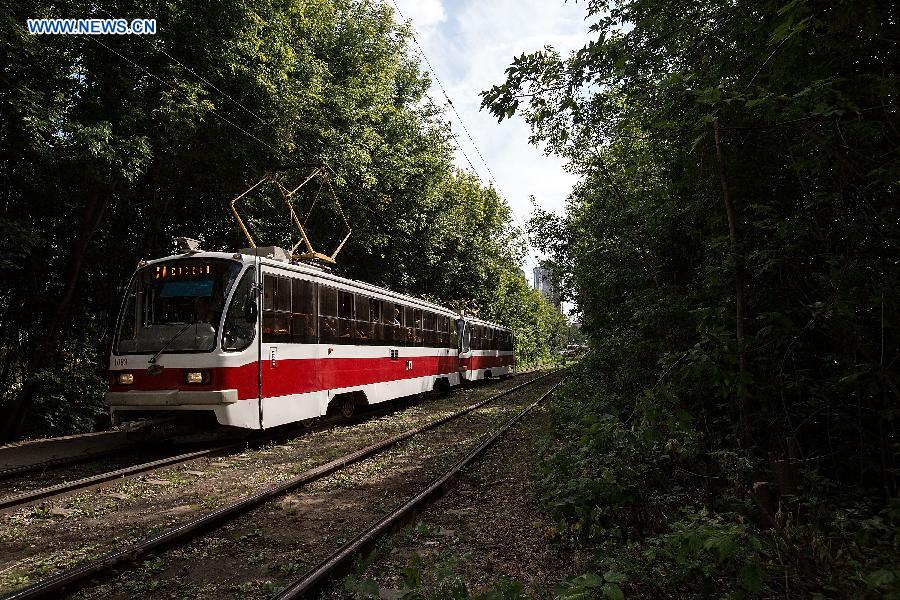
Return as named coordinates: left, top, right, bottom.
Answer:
left=140, top=251, right=510, bottom=331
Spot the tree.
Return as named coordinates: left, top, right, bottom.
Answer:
left=483, top=0, right=898, bottom=594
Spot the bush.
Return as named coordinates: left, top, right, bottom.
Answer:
left=535, top=363, right=900, bottom=599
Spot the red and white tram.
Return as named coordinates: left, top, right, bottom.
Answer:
left=106, top=248, right=515, bottom=429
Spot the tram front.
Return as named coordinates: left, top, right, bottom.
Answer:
left=106, top=253, right=262, bottom=428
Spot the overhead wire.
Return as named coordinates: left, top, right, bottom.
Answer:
left=387, top=0, right=504, bottom=193
left=385, top=0, right=530, bottom=236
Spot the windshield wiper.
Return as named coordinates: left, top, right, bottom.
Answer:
left=148, top=322, right=195, bottom=364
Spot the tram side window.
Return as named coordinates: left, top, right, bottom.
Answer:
left=422, top=312, right=435, bottom=346
left=319, top=286, right=338, bottom=343
left=438, top=314, right=447, bottom=347
left=370, top=298, right=383, bottom=343
left=439, top=315, right=449, bottom=347
left=291, top=278, right=316, bottom=344
left=222, top=269, right=257, bottom=352
left=448, top=317, right=457, bottom=349
left=263, top=275, right=275, bottom=311
left=383, top=300, right=402, bottom=345
left=403, top=306, right=415, bottom=346
left=353, top=294, right=373, bottom=343
left=262, top=274, right=291, bottom=343
left=337, top=291, right=354, bottom=342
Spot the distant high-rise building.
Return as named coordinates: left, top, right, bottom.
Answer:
left=533, top=265, right=561, bottom=309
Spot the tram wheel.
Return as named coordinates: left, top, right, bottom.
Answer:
left=339, top=396, right=356, bottom=419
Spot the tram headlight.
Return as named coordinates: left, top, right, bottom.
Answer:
left=184, top=370, right=210, bottom=385
left=116, top=372, right=134, bottom=385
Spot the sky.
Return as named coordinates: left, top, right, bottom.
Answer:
left=390, top=0, right=589, bottom=283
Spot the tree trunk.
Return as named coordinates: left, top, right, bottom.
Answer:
left=1, top=187, right=109, bottom=441
left=713, top=120, right=750, bottom=438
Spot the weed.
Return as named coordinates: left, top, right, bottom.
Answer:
left=142, top=556, right=165, bottom=572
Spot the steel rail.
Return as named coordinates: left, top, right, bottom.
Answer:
left=0, top=445, right=232, bottom=512
left=1, top=370, right=557, bottom=600
left=0, top=452, right=124, bottom=481
left=0, top=433, right=162, bottom=481
left=273, top=381, right=563, bottom=599
left=0, top=372, right=534, bottom=511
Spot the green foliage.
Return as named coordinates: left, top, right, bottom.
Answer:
left=342, top=573, right=380, bottom=598
left=484, top=0, right=899, bottom=597
left=482, top=269, right=570, bottom=368
left=647, top=510, right=768, bottom=595
left=387, top=553, right=527, bottom=600
left=23, top=365, right=108, bottom=438
left=555, top=572, right=626, bottom=600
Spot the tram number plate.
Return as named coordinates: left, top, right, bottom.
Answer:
left=406, top=360, right=413, bottom=371
left=270, top=347, right=277, bottom=368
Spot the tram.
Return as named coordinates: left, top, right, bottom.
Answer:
left=106, top=247, right=515, bottom=429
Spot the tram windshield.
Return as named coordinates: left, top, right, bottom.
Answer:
left=115, top=258, right=243, bottom=354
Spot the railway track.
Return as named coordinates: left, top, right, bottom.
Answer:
left=277, top=381, right=562, bottom=599
left=0, top=425, right=170, bottom=481
left=0, top=445, right=233, bottom=513
left=0, top=370, right=558, bottom=600
left=0, top=374, right=532, bottom=513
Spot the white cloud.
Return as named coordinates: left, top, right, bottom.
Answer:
left=391, top=0, right=589, bottom=280
left=391, top=0, right=446, bottom=43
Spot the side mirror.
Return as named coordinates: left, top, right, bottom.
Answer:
left=243, top=300, right=258, bottom=322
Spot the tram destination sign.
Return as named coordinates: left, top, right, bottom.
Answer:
left=153, top=264, right=213, bottom=280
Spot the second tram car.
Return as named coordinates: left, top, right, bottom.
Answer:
left=106, top=248, right=515, bottom=429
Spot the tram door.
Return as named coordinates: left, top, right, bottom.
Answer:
left=457, top=319, right=471, bottom=376
left=217, top=265, right=263, bottom=426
